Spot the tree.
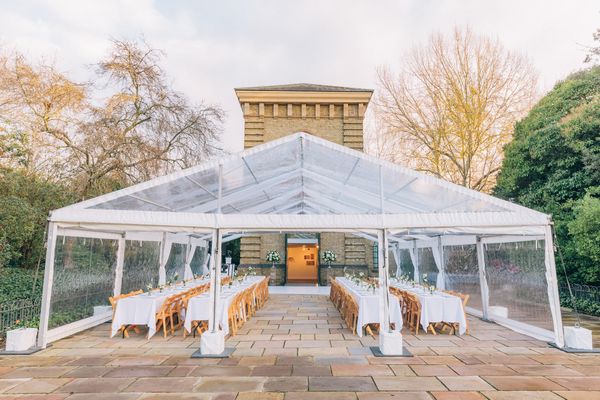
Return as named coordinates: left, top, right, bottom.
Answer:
left=374, top=27, right=538, bottom=192
left=0, top=53, right=86, bottom=176
left=74, top=39, right=224, bottom=197
left=0, top=39, right=224, bottom=198
left=569, top=193, right=600, bottom=283
left=495, top=66, right=600, bottom=286
left=584, top=28, right=600, bottom=64
left=0, top=168, right=76, bottom=269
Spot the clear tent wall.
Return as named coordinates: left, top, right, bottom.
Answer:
left=389, top=232, right=559, bottom=342
left=43, top=230, right=210, bottom=344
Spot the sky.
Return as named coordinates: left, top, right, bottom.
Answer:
left=1, top=0, right=598, bottom=153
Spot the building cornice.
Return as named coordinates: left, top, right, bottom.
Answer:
left=235, top=90, right=373, bottom=105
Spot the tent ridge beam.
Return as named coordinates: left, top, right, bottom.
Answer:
left=185, top=176, right=218, bottom=199
left=242, top=156, right=272, bottom=201
left=129, top=194, right=173, bottom=211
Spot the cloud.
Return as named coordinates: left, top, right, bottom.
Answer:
left=0, top=0, right=598, bottom=152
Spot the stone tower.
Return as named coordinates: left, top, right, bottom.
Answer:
left=235, top=83, right=375, bottom=284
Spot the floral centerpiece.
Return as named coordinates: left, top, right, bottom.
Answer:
left=366, top=279, right=378, bottom=293
left=266, top=250, right=281, bottom=268
left=146, top=283, right=153, bottom=295
left=322, top=250, right=337, bottom=268
left=422, top=273, right=435, bottom=294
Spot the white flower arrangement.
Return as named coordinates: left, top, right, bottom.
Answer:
left=322, top=250, right=337, bottom=263
left=266, top=250, right=281, bottom=263
left=366, top=279, right=378, bottom=292
left=247, top=266, right=257, bottom=276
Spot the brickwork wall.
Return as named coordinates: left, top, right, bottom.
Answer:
left=242, top=102, right=364, bottom=151
left=238, top=90, right=371, bottom=278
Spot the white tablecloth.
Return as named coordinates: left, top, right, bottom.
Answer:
left=111, top=278, right=210, bottom=338
left=184, top=276, right=265, bottom=335
left=336, top=278, right=403, bottom=337
left=392, top=283, right=467, bottom=335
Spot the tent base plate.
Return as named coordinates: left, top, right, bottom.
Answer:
left=369, top=346, right=412, bottom=357
left=0, top=344, right=49, bottom=355
left=548, top=342, right=600, bottom=354
left=191, top=347, right=235, bottom=358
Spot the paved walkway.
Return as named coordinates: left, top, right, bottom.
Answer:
left=1, top=294, right=600, bottom=399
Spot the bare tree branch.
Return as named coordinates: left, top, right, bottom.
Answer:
left=374, top=26, right=538, bottom=192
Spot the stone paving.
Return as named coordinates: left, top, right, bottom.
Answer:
left=1, top=294, right=600, bottom=399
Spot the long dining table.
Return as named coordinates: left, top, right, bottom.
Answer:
left=184, top=275, right=265, bottom=335
left=390, top=281, right=467, bottom=335
left=111, top=277, right=210, bottom=339
left=336, top=277, right=403, bottom=337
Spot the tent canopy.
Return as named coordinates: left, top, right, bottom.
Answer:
left=50, top=132, right=549, bottom=234
left=38, top=132, right=563, bottom=352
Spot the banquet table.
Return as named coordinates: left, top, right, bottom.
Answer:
left=336, top=277, right=403, bottom=337
left=391, top=282, right=467, bottom=335
left=111, top=277, right=210, bottom=338
left=184, top=276, right=265, bottom=335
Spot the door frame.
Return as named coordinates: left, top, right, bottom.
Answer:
left=284, top=233, right=320, bottom=284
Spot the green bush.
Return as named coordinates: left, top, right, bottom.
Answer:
left=495, top=67, right=600, bottom=286
left=560, top=296, right=600, bottom=317
left=0, top=267, right=42, bottom=303
left=569, top=194, right=600, bottom=284
left=0, top=169, right=76, bottom=271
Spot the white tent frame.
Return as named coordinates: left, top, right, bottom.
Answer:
left=37, top=132, right=564, bottom=352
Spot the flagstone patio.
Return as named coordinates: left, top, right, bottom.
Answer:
left=1, top=294, right=600, bottom=399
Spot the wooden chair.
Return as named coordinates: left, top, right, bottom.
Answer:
left=405, top=293, right=421, bottom=335
left=227, top=293, right=244, bottom=336
left=171, top=293, right=186, bottom=330
left=156, top=295, right=177, bottom=338
left=255, top=280, right=266, bottom=308
left=338, top=290, right=359, bottom=335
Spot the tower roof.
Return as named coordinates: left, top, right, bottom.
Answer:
left=235, top=83, right=373, bottom=93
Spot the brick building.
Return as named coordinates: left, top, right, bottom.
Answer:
left=235, top=83, right=376, bottom=285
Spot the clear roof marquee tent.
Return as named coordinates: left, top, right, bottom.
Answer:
left=38, top=132, right=564, bottom=351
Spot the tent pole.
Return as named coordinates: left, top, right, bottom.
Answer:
left=437, top=237, right=445, bottom=290
left=544, top=224, right=565, bottom=348
left=413, top=241, right=420, bottom=282
left=393, top=243, right=401, bottom=279
left=37, top=221, right=58, bottom=348
left=476, top=237, right=490, bottom=320
left=158, top=232, right=167, bottom=285
left=184, top=236, right=194, bottom=280
left=113, top=235, right=126, bottom=296
left=208, top=229, right=220, bottom=333
left=378, top=229, right=391, bottom=334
